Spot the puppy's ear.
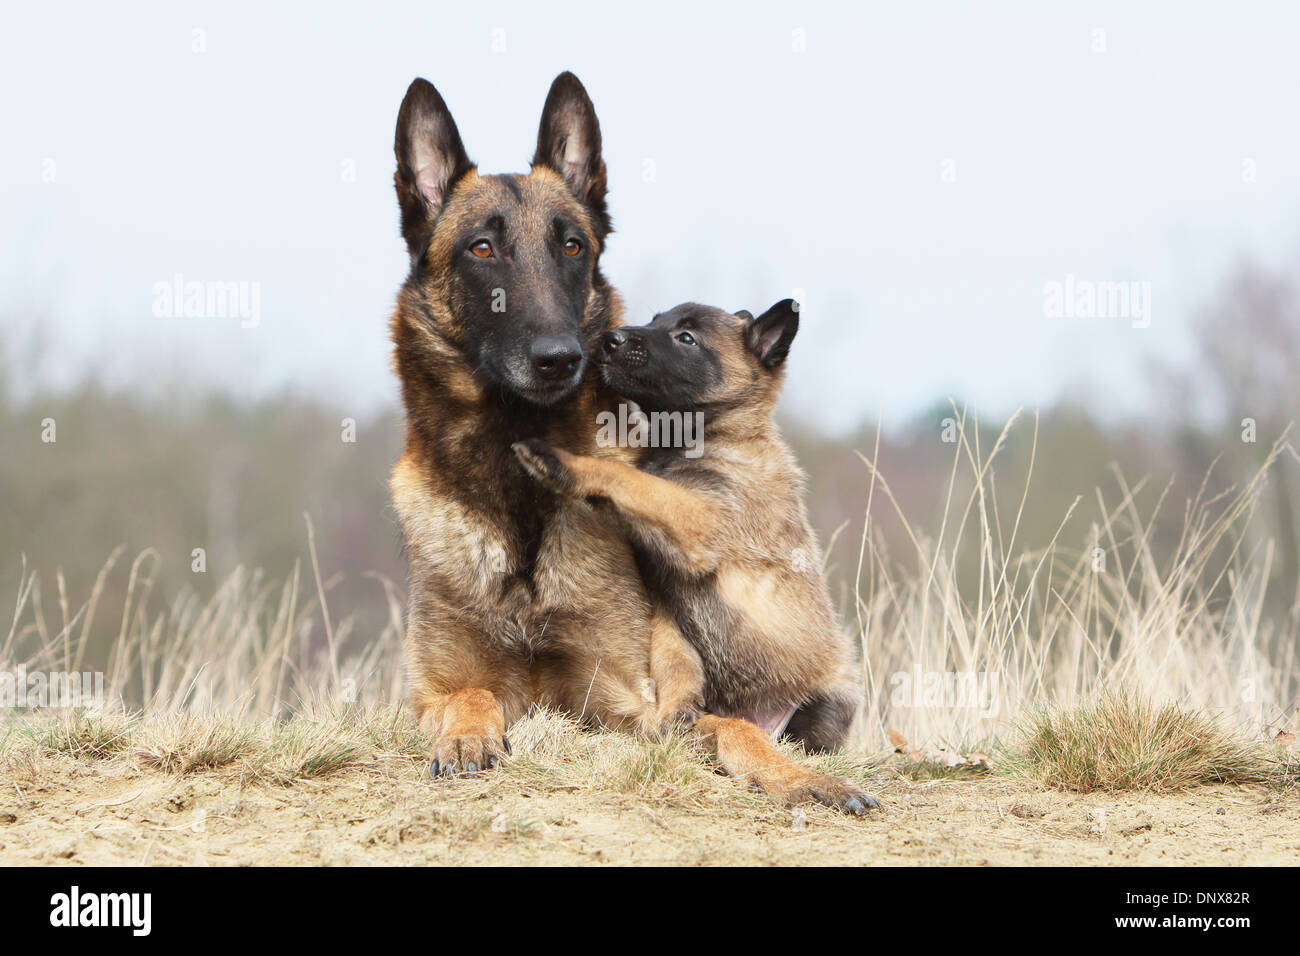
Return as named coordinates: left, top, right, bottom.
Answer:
left=532, top=72, right=610, bottom=236
left=744, top=299, right=800, bottom=368
left=394, top=78, right=475, bottom=257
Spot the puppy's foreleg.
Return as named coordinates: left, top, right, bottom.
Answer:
left=512, top=439, right=721, bottom=574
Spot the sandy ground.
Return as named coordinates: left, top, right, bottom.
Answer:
left=2, top=756, right=1296, bottom=866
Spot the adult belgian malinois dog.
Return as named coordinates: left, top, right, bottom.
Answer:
left=389, top=73, right=873, bottom=811
left=388, top=73, right=703, bottom=774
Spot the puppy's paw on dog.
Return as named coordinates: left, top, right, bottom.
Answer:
left=511, top=439, right=577, bottom=495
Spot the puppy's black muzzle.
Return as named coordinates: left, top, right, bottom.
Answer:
left=602, top=329, right=649, bottom=368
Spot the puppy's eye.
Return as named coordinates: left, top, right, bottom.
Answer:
left=470, top=240, right=494, bottom=259
left=675, top=332, right=696, bottom=346
left=563, top=238, right=583, bottom=257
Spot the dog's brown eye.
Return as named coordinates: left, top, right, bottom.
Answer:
left=470, top=240, right=493, bottom=259
left=675, top=332, right=696, bottom=346
left=563, top=238, right=582, bottom=257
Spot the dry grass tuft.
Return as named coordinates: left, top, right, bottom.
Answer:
left=1012, top=693, right=1294, bottom=793
left=131, top=713, right=255, bottom=774
left=26, top=711, right=134, bottom=760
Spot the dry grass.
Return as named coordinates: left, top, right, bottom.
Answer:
left=0, top=705, right=887, bottom=813
left=849, top=409, right=1299, bottom=751
left=2, top=707, right=377, bottom=784
left=1012, top=693, right=1298, bottom=793
left=1, top=411, right=1296, bottom=803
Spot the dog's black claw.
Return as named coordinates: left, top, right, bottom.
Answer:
left=502, top=736, right=512, bottom=755
left=465, top=760, right=479, bottom=774
left=844, top=797, right=865, bottom=815
left=428, top=759, right=440, bottom=778
left=487, top=754, right=499, bottom=769
left=862, top=793, right=880, bottom=810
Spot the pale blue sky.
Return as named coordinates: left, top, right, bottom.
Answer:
left=3, top=1, right=1299, bottom=433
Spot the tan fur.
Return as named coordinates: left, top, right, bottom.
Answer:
left=692, top=715, right=865, bottom=806
left=392, top=377, right=672, bottom=741
left=511, top=302, right=876, bottom=811
left=516, top=375, right=855, bottom=721
left=389, top=76, right=683, bottom=773
left=647, top=606, right=706, bottom=731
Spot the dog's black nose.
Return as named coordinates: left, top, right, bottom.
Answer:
left=530, top=334, right=583, bottom=380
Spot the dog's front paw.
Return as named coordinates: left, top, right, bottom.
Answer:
left=511, top=439, right=577, bottom=495
left=429, top=731, right=511, bottom=778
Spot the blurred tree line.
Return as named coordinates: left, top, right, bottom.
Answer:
left=789, top=258, right=1299, bottom=622
left=2, top=259, right=1296, bottom=669
left=0, top=366, right=407, bottom=659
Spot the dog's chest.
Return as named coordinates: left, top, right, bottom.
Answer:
left=402, top=483, right=629, bottom=641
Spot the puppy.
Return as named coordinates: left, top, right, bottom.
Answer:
left=513, top=300, right=876, bottom=812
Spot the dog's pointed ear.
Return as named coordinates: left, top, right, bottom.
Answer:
left=744, top=299, right=800, bottom=368
left=394, top=78, right=474, bottom=256
left=532, top=72, right=610, bottom=234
